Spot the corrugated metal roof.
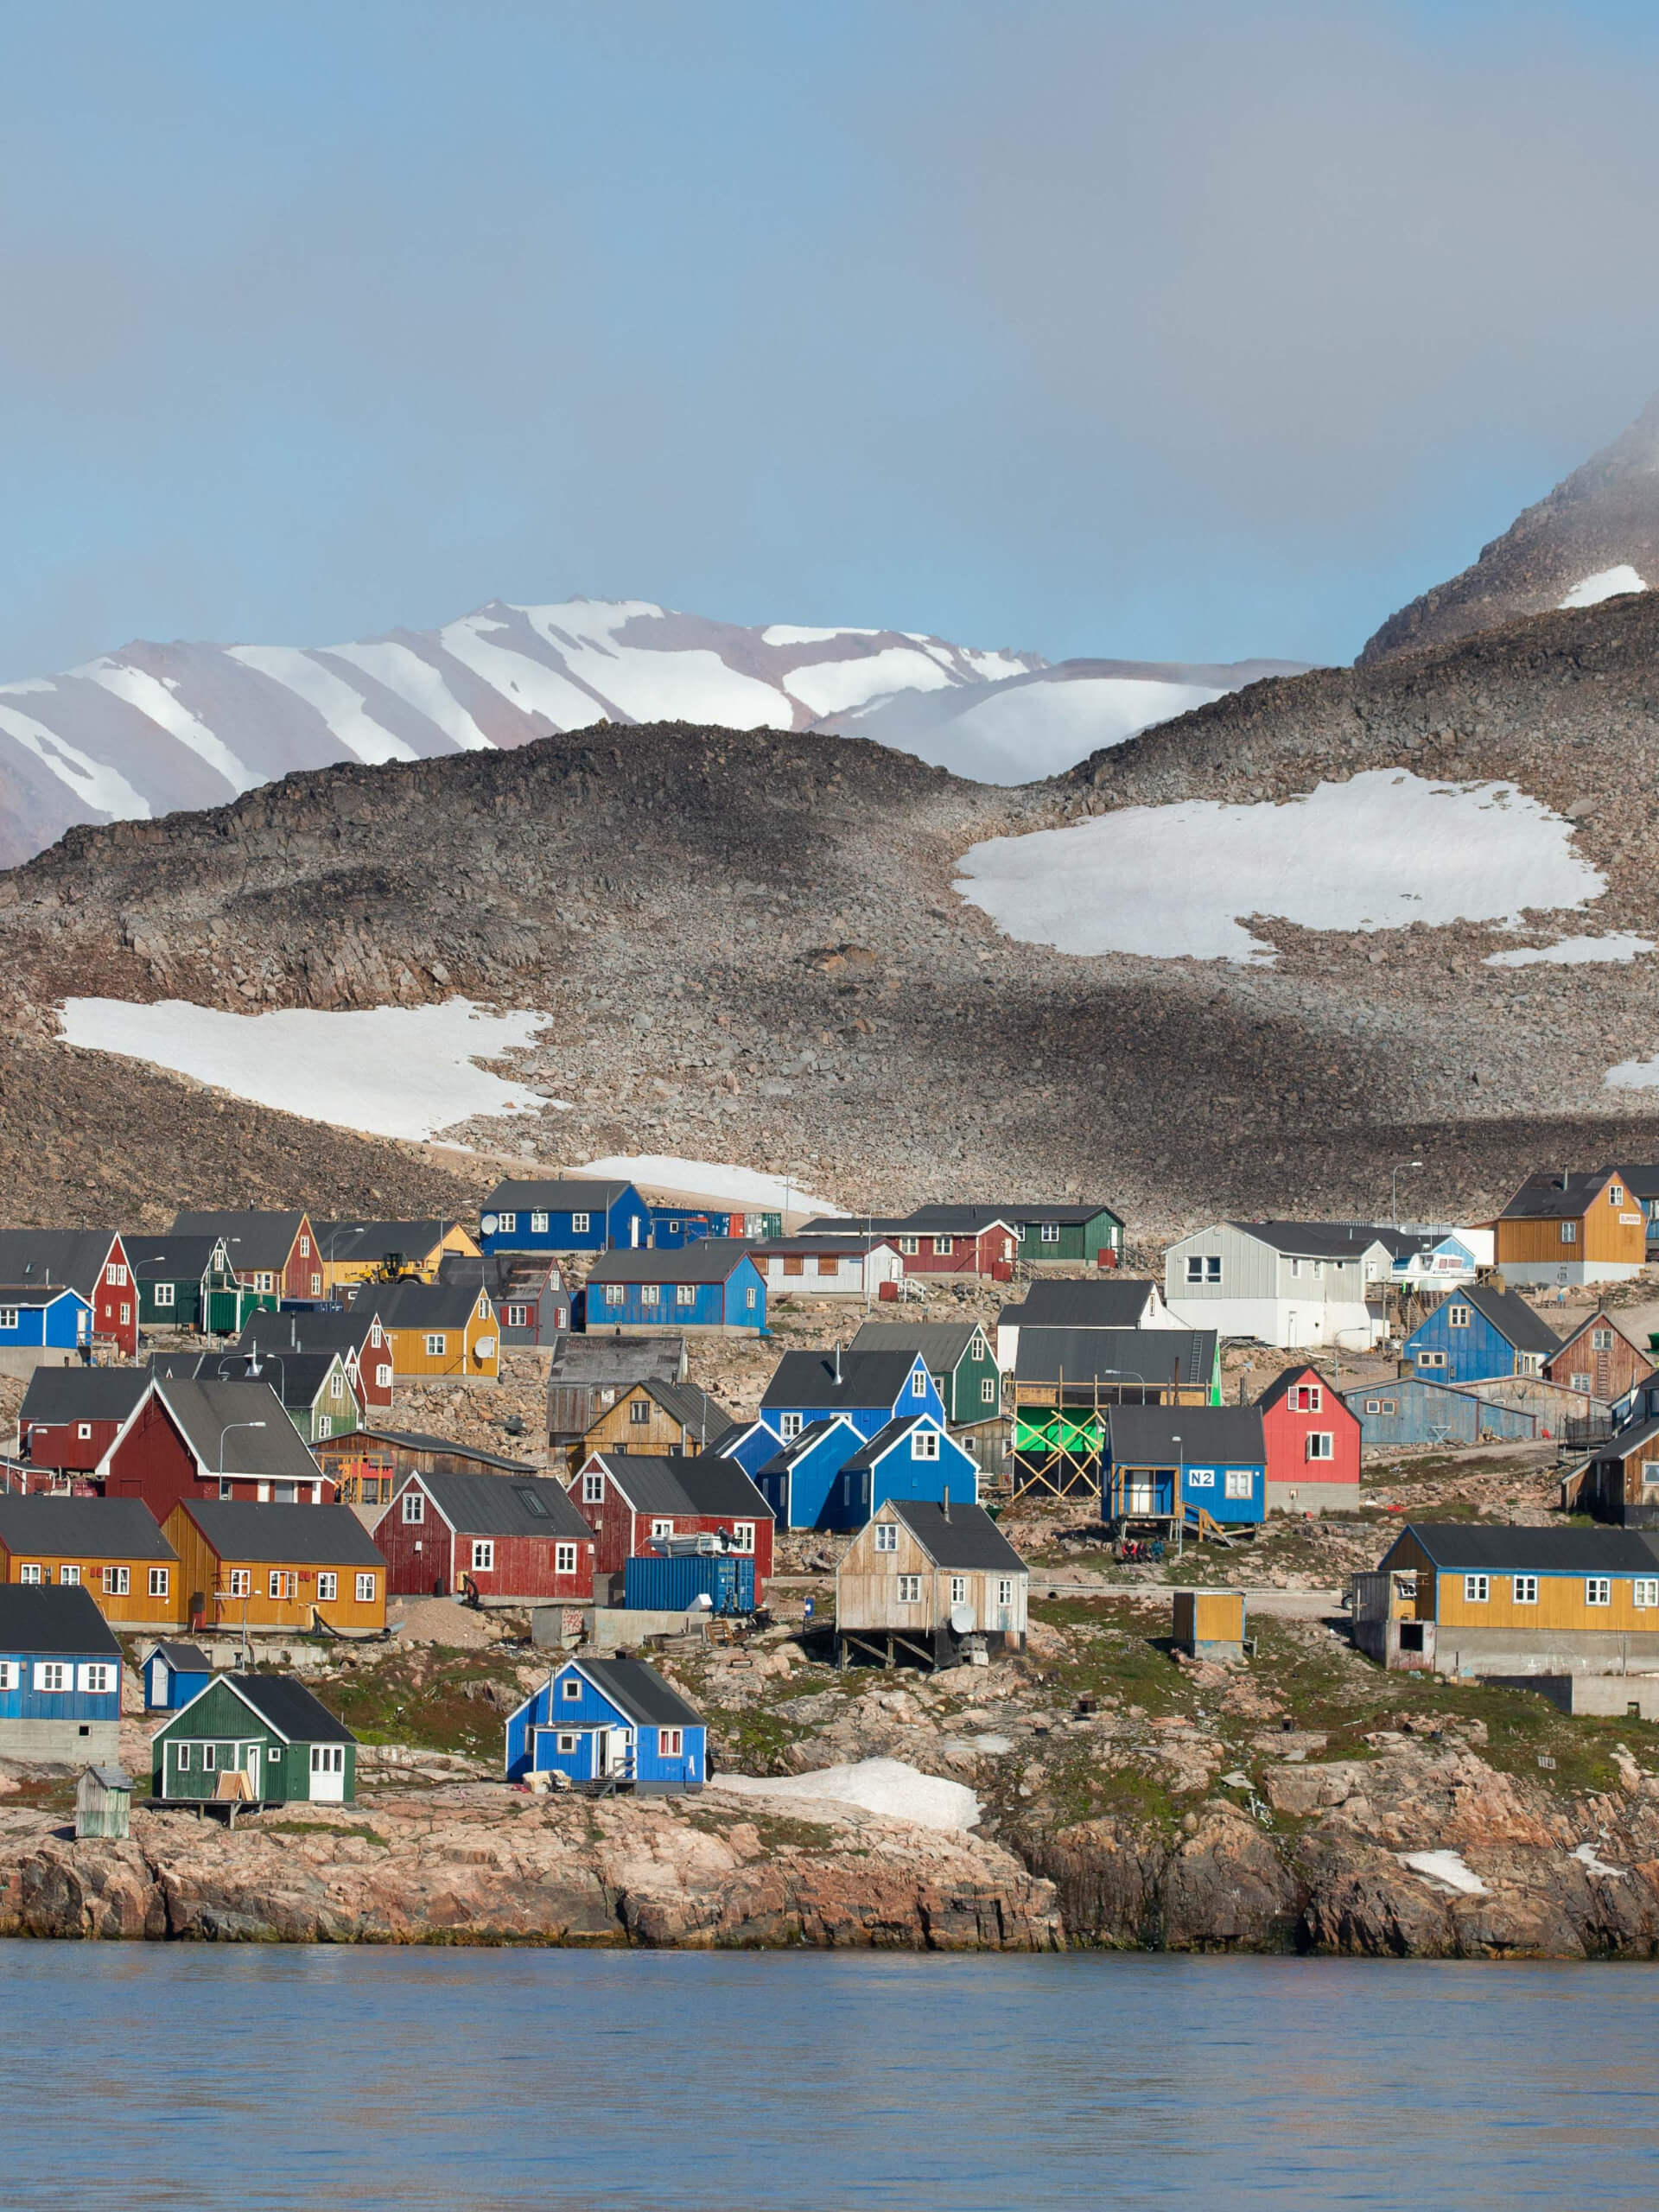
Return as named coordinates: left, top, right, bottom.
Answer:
left=0, top=1583, right=120, bottom=1657
left=761, top=1349, right=921, bottom=1408
left=179, top=1501, right=385, bottom=1567
left=1014, top=1328, right=1216, bottom=1388
left=224, top=1672, right=357, bottom=1744
left=19, top=1366, right=149, bottom=1426
left=849, top=1320, right=986, bottom=1368
left=1462, top=1284, right=1563, bottom=1355
left=403, top=1471, right=590, bottom=1541
left=1224, top=1221, right=1394, bottom=1259
left=169, top=1211, right=306, bottom=1271
left=155, top=1378, right=324, bottom=1482
left=572, top=1655, right=703, bottom=1730
left=1007, top=1280, right=1160, bottom=1330
left=1498, top=1171, right=1622, bottom=1222
left=588, top=1240, right=753, bottom=1285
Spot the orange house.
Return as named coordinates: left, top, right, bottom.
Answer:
left=1494, top=1169, right=1647, bottom=1289
left=0, top=1495, right=183, bottom=1630
left=163, top=1500, right=387, bottom=1637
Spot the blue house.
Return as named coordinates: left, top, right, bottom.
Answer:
left=1402, top=1284, right=1562, bottom=1386
left=759, top=1348, right=945, bottom=1447
left=812, top=1417, right=980, bottom=1532
left=0, top=1584, right=122, bottom=1763
left=582, top=1241, right=766, bottom=1336
left=1103, top=1405, right=1267, bottom=1530
left=479, top=1179, right=651, bottom=1258
left=1339, top=1377, right=1538, bottom=1448
left=139, top=1639, right=213, bottom=1713
left=753, top=1415, right=862, bottom=1516
left=505, top=1655, right=705, bottom=1793
left=0, top=1284, right=95, bottom=1351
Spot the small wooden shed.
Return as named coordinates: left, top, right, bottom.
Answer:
left=75, top=1764, right=132, bottom=1840
left=1173, top=1588, right=1248, bottom=1662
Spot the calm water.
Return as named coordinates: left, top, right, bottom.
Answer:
left=3, top=1944, right=1656, bottom=2209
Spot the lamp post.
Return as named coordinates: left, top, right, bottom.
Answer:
left=217, top=1420, right=267, bottom=1492
left=1391, top=1160, right=1424, bottom=1226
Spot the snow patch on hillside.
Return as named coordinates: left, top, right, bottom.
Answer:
left=576, top=1154, right=842, bottom=1220
left=954, top=772, right=1603, bottom=964
left=57, top=997, right=546, bottom=1141
left=1560, top=565, right=1647, bottom=609
left=1484, top=933, right=1653, bottom=968
left=716, top=1758, right=980, bottom=1832
left=0, top=706, right=152, bottom=819
left=228, top=645, right=418, bottom=766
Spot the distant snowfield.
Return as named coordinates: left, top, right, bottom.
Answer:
left=838, top=671, right=1227, bottom=784
left=577, top=1154, right=842, bottom=1218
left=1605, top=1050, right=1659, bottom=1093
left=1560, top=565, right=1647, bottom=609
left=954, top=772, right=1605, bottom=964
left=1484, top=933, right=1654, bottom=968
left=57, top=997, right=548, bottom=1142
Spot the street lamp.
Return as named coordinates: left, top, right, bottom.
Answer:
left=1391, top=1160, right=1424, bottom=1226
left=217, top=1420, right=267, bottom=1494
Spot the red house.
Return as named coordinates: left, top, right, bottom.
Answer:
left=17, top=1366, right=149, bottom=1475
left=100, top=1375, right=334, bottom=1522
left=172, top=1209, right=322, bottom=1303
left=800, top=1206, right=1019, bottom=1281
left=571, top=1450, right=774, bottom=1594
left=0, top=1230, right=142, bottom=1356
left=1256, top=1363, right=1362, bottom=1512
left=372, top=1469, right=595, bottom=1601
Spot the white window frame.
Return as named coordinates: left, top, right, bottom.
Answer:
left=950, top=1575, right=967, bottom=1605
left=1592, top=1328, right=1614, bottom=1351
left=1636, top=1579, right=1659, bottom=1611
left=556, top=1731, right=579, bottom=1753
left=1560, top=1222, right=1578, bottom=1245
left=912, top=1430, right=939, bottom=1460
left=899, top=1236, right=918, bottom=1256
left=227, top=1569, right=251, bottom=1599
left=32, top=1662, right=69, bottom=1693
left=77, top=1421, right=93, bottom=1440
left=910, top=1370, right=926, bottom=1398
left=423, top=1333, right=447, bottom=1357
left=376, top=1363, right=392, bottom=1389
left=779, top=1413, right=804, bottom=1443
left=675, top=1281, right=696, bottom=1307
left=659, top=1727, right=683, bottom=1758
left=0, top=1309, right=19, bottom=1332
left=604, top=1284, right=625, bottom=1307
left=1419, top=1351, right=1446, bottom=1370
left=1514, top=1575, right=1539, bottom=1605
left=471, top=1541, right=495, bottom=1573
left=316, top=1573, right=339, bottom=1602
left=1039, top=1222, right=1061, bottom=1244
left=896, top=1574, right=922, bottom=1603
left=60, top=1564, right=80, bottom=1586
left=981, top=1376, right=997, bottom=1405
left=562, top=1675, right=582, bottom=1701
left=102, top=1565, right=130, bottom=1596
left=1464, top=1574, right=1490, bottom=1604
left=1306, top=1433, right=1333, bottom=1461
left=1223, top=1469, right=1253, bottom=1500
left=78, top=1662, right=114, bottom=1694
left=531, top=1211, right=550, bottom=1235
left=639, top=1284, right=661, bottom=1307
left=148, top=1567, right=169, bottom=1598
left=1447, top=1305, right=1471, bottom=1329
left=1570, top=1372, right=1592, bottom=1395
left=154, top=1282, right=175, bottom=1309
left=650, top=1518, right=674, bottom=1541
left=402, top=1491, right=426, bottom=1523
left=269, top=1571, right=296, bottom=1601
left=18, top=1564, right=41, bottom=1586
left=730, top=1522, right=755, bottom=1553
left=582, top=1472, right=605, bottom=1503
left=874, top=1522, right=898, bottom=1554
left=1586, top=1577, right=1611, bottom=1607
left=571, top=1212, right=590, bottom=1236
left=555, top=1542, right=578, bottom=1576
left=498, top=1213, right=517, bottom=1234
left=0, top=1661, right=18, bottom=1690
left=355, top=1573, right=378, bottom=1604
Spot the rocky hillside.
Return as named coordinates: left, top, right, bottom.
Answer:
left=1361, top=393, right=1659, bottom=662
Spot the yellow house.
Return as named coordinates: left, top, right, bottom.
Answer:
left=315, top=1218, right=480, bottom=1296
left=1494, top=1168, right=1647, bottom=1287
left=353, top=1280, right=500, bottom=1382
left=164, top=1499, right=388, bottom=1637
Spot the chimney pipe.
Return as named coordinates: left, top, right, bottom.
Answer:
left=834, top=1342, right=842, bottom=1387
left=942, top=1484, right=950, bottom=1522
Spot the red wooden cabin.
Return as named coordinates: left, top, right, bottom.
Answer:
left=100, top=1376, right=334, bottom=1522
left=0, top=1230, right=141, bottom=1357
left=18, top=1366, right=149, bottom=1475
left=1255, top=1364, right=1361, bottom=1509
left=373, top=1469, right=595, bottom=1602
left=571, top=1451, right=774, bottom=1593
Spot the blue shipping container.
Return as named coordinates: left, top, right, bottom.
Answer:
left=624, top=1555, right=756, bottom=1615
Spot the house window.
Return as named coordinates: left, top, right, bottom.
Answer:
left=899, top=1237, right=918, bottom=1255
left=299, top=1236, right=310, bottom=1257
left=816, top=1256, right=839, bottom=1277
left=1464, top=1575, right=1490, bottom=1604
left=675, top=1283, right=696, bottom=1306
left=1586, top=1577, right=1612, bottom=1607
left=556, top=1732, right=579, bottom=1753
left=317, top=1573, right=338, bottom=1601
left=102, top=1566, right=130, bottom=1596
left=1514, top=1576, right=1539, bottom=1605
left=1636, top=1580, right=1659, bottom=1610
left=1570, top=1373, right=1592, bottom=1395
left=316, top=1417, right=333, bottom=1440
left=1447, top=1306, right=1471, bottom=1329
left=651, top=1519, right=674, bottom=1541
left=270, top=1572, right=296, bottom=1601
left=932, top=1236, right=953, bottom=1256
left=896, top=1575, right=922, bottom=1602
left=640, top=1284, right=661, bottom=1307
left=911, top=1370, right=926, bottom=1398
left=779, top=1414, right=804, bottom=1442
left=997, top=1577, right=1014, bottom=1607
left=376, top=1363, right=392, bottom=1388
left=309, top=1274, right=321, bottom=1296
left=471, top=1541, right=494, bottom=1573
left=562, top=1675, right=582, bottom=1701
left=1641, top=1461, right=1659, bottom=1497
left=201, top=1744, right=216, bottom=1770
left=1364, top=1398, right=1382, bottom=1414
left=17, top=1564, right=40, bottom=1585
left=255, top=1273, right=275, bottom=1294
left=1560, top=1222, right=1578, bottom=1245
left=120, top=1303, right=131, bottom=1325
left=77, top=1422, right=92, bottom=1440
left=311, top=1746, right=345, bottom=1775
left=423, top=1333, right=448, bottom=1357
left=745, top=1288, right=757, bottom=1309
left=582, top=1472, right=605, bottom=1503
left=1381, top=1398, right=1396, bottom=1414
left=555, top=1542, right=578, bottom=1576
left=227, top=1569, right=251, bottom=1599
left=531, top=1211, right=550, bottom=1234
left=1419, top=1351, right=1446, bottom=1370
left=1610, top=1185, right=1624, bottom=1205
left=730, top=1522, right=755, bottom=1553
left=1039, top=1222, right=1061, bottom=1244
left=874, top=1522, right=898, bottom=1553
left=105, top=1263, right=126, bottom=1287
left=155, top=1283, right=175, bottom=1309
left=498, top=1213, right=518, bottom=1234
left=912, top=1431, right=939, bottom=1460
left=571, top=1213, right=590, bottom=1236
left=1520, top=1354, right=1543, bottom=1377
left=1223, top=1469, right=1254, bottom=1499
left=0, top=1309, right=18, bottom=1332
left=506, top=1304, right=530, bottom=1328
left=1294, top=1385, right=1323, bottom=1413
left=403, top=1491, right=426, bottom=1524
left=148, top=1567, right=168, bottom=1598
left=659, top=1727, right=683, bottom=1757
left=1592, top=1328, right=1614, bottom=1351
left=981, top=1376, right=997, bottom=1405
left=330, top=1372, right=344, bottom=1398
left=32, top=1662, right=69, bottom=1692
left=628, top=1398, right=653, bottom=1427
left=605, top=1284, right=625, bottom=1307
left=783, top=1255, right=805, bottom=1278
left=355, top=1573, right=377, bottom=1603
left=78, top=1663, right=114, bottom=1694
left=950, top=1575, right=967, bottom=1605
left=60, top=1564, right=80, bottom=1586
left=0, top=1662, right=16, bottom=1690
left=1306, top=1433, right=1333, bottom=1461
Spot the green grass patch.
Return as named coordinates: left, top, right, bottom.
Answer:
left=262, top=1819, right=389, bottom=1847
left=320, top=1650, right=522, bottom=1758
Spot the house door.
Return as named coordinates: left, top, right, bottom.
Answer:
left=1286, top=1309, right=1300, bottom=1345
left=594, top=1728, right=609, bottom=1777
left=630, top=1216, right=640, bottom=1248
left=310, top=1745, right=345, bottom=1802
left=242, top=1745, right=261, bottom=1798
left=1123, top=1474, right=1158, bottom=1515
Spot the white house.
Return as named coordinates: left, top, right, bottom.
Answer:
left=747, top=1236, right=905, bottom=1301
left=1164, top=1222, right=1394, bottom=1351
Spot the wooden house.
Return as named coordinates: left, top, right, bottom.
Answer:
left=1544, top=1310, right=1654, bottom=1406
left=314, top=1427, right=537, bottom=1511
left=582, top=1241, right=765, bottom=1337
left=1494, top=1169, right=1647, bottom=1287
left=0, top=1230, right=140, bottom=1357
left=1103, top=1405, right=1267, bottom=1533
left=749, top=1236, right=905, bottom=1302
left=547, top=1335, right=688, bottom=1471
left=17, top=1366, right=149, bottom=1477
left=125, top=1233, right=255, bottom=1336
left=802, top=1205, right=1020, bottom=1281
left=834, top=1497, right=1027, bottom=1669
left=1617, top=1165, right=1659, bottom=1262
left=577, top=1378, right=733, bottom=1464
left=849, top=1319, right=1004, bottom=1468
left=995, top=1277, right=1181, bottom=1373
left=438, top=1251, right=570, bottom=1345
left=139, top=1638, right=212, bottom=1712
left=268, top=1351, right=360, bottom=1446
left=504, top=1655, right=705, bottom=1792
left=1402, top=1284, right=1560, bottom=1385
left=353, top=1280, right=500, bottom=1381
left=1164, top=1221, right=1394, bottom=1351
left=1578, top=1408, right=1659, bottom=1528
left=1339, top=1376, right=1539, bottom=1449
left=169, top=1210, right=323, bottom=1304
left=753, top=1411, right=974, bottom=1534
left=163, top=1500, right=387, bottom=1637
left=479, top=1178, right=651, bottom=1257
left=1173, top=1587, right=1248, bottom=1662
left=0, top=1584, right=122, bottom=1764
left=1359, top=1522, right=1659, bottom=1675
left=312, top=1217, right=480, bottom=1294
left=75, top=1763, right=132, bottom=1840
left=1255, top=1363, right=1362, bottom=1514
left=101, top=1376, right=334, bottom=1521
left=0, top=1496, right=182, bottom=1630
left=374, top=1469, right=594, bottom=1603
left=237, top=1309, right=396, bottom=1420
left=0, top=1283, right=96, bottom=1360
left=569, top=1451, right=772, bottom=1590
left=1010, top=1326, right=1221, bottom=1499
left=756, top=1347, right=945, bottom=1457
left=151, top=1673, right=358, bottom=1806
left=999, top=1203, right=1125, bottom=1270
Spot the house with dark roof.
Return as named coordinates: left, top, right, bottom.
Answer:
left=312, top=1426, right=537, bottom=1512
left=759, top=1347, right=944, bottom=1448
left=125, top=1233, right=255, bottom=1336
left=1164, top=1221, right=1395, bottom=1351
left=236, top=1307, right=395, bottom=1418
left=748, top=1234, right=905, bottom=1302
left=151, top=1672, right=359, bottom=1805
left=151, top=1345, right=360, bottom=1446
left=547, top=1335, right=687, bottom=1470
left=479, top=1179, right=650, bottom=1257
left=1616, top=1165, right=1659, bottom=1261
left=100, top=1376, right=334, bottom=1522
left=1402, top=1284, right=1561, bottom=1386
left=1007, top=1328, right=1221, bottom=1498
left=162, top=1499, right=386, bottom=1637
left=505, top=1654, right=705, bottom=1791
left=577, top=1377, right=734, bottom=1464
left=1255, top=1364, right=1362, bottom=1513
left=168, top=1210, right=322, bottom=1304
left=0, top=1495, right=181, bottom=1630
left=0, top=1583, right=123, bottom=1763
left=582, top=1240, right=765, bottom=1337
left=438, top=1250, right=570, bottom=1345
left=1359, top=1522, right=1659, bottom=1674
left=1494, top=1168, right=1647, bottom=1287
left=0, top=1281, right=96, bottom=1362
left=353, top=1279, right=500, bottom=1380
left=995, top=1277, right=1180, bottom=1371
left=0, top=1229, right=138, bottom=1357
left=836, top=1497, right=1027, bottom=1665
left=798, top=1205, right=1020, bottom=1281
left=570, top=1450, right=773, bottom=1588
left=849, top=1320, right=1002, bottom=1437
left=1102, top=1405, right=1268, bottom=1531
left=18, top=1365, right=149, bottom=1476
left=1544, top=1310, right=1655, bottom=1408
left=372, top=1469, right=594, bottom=1603
left=312, top=1217, right=480, bottom=1295
left=138, top=1638, right=211, bottom=1712
left=810, top=1416, right=979, bottom=1534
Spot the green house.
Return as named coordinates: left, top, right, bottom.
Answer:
left=264, top=1351, right=361, bottom=1446
left=1004, top=1204, right=1125, bottom=1268
left=151, top=1673, right=358, bottom=1807
left=849, top=1319, right=1005, bottom=1456
left=127, top=1234, right=277, bottom=1337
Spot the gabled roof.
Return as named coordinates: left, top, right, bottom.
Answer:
left=313, top=1220, right=464, bottom=1266
left=565, top=1654, right=702, bottom=1731
left=1254, top=1363, right=1351, bottom=1415
left=1549, top=1309, right=1651, bottom=1361
left=484, top=1179, right=638, bottom=1211
left=760, top=1348, right=924, bottom=1410
left=169, top=1211, right=307, bottom=1270
left=1599, top=1414, right=1659, bottom=1462
left=140, top=1640, right=210, bottom=1671
left=1611, top=1164, right=1659, bottom=1200
left=1452, top=1284, right=1562, bottom=1355
left=0, top=1583, right=120, bottom=1657
left=588, top=1239, right=755, bottom=1286
left=885, top=1497, right=1026, bottom=1573
left=1498, top=1170, right=1624, bottom=1222
left=439, top=1251, right=564, bottom=1295
left=624, top=1380, right=733, bottom=1445
left=353, top=1280, right=493, bottom=1330
left=849, top=1320, right=989, bottom=1370
left=1107, top=1405, right=1266, bottom=1465
left=797, top=1214, right=912, bottom=1237
left=398, top=1470, right=589, bottom=1541
left=1014, top=1327, right=1216, bottom=1387
left=894, top=1205, right=1020, bottom=1236
left=141, top=1377, right=324, bottom=1482
left=748, top=1235, right=898, bottom=1256
left=175, top=1500, right=386, bottom=1567
left=0, top=1496, right=176, bottom=1561
left=547, top=1336, right=686, bottom=1384
left=995, top=1201, right=1123, bottom=1227
left=754, top=1416, right=852, bottom=1477
left=20, top=1365, right=149, bottom=1427
left=0, top=1230, right=118, bottom=1301
left=350, top=1429, right=537, bottom=1473
left=659, top=1454, right=772, bottom=1521
left=238, top=1311, right=380, bottom=1359
left=839, top=1414, right=945, bottom=1471
left=1397, top=1522, right=1659, bottom=1573
left=264, top=1351, right=350, bottom=1409
left=217, top=1672, right=356, bottom=1744
left=124, top=1235, right=228, bottom=1280
left=584, top=1452, right=700, bottom=1515
left=0, top=1281, right=89, bottom=1310
left=1223, top=1221, right=1393, bottom=1260
left=1007, top=1279, right=1160, bottom=1330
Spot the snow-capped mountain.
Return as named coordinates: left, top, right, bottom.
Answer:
left=0, top=597, right=1296, bottom=867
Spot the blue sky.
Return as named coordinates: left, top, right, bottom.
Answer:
left=3, top=0, right=1659, bottom=680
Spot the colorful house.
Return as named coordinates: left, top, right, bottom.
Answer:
left=265, top=1351, right=361, bottom=1446
left=1577, top=1414, right=1659, bottom=1528
left=582, top=1241, right=765, bottom=1337
left=835, top=1497, right=1027, bottom=1667
left=237, top=1309, right=396, bottom=1420
left=1009, top=1326, right=1222, bottom=1497
left=478, top=1179, right=651, bottom=1257
left=782, top=1415, right=977, bottom=1534
left=0, top=1584, right=123, bottom=1763
left=125, top=1233, right=260, bottom=1336
left=353, top=1280, right=500, bottom=1381
left=101, top=1376, right=334, bottom=1521
left=848, top=1320, right=1003, bottom=1444
left=169, top=1210, right=324, bottom=1305
left=576, top=1378, right=734, bottom=1463
left=1102, top=1405, right=1268, bottom=1531
left=151, top=1674, right=358, bottom=1805
left=823, top=1205, right=1020, bottom=1281
left=139, top=1638, right=212, bottom=1712
left=998, top=1203, right=1124, bottom=1270
left=17, top=1365, right=149, bottom=1476
left=1402, top=1284, right=1561, bottom=1385
left=1543, top=1310, right=1654, bottom=1406
left=314, top=1426, right=537, bottom=1511
left=0, top=1283, right=97, bottom=1355
left=1339, top=1377, right=1538, bottom=1448
left=995, top=1277, right=1182, bottom=1372
left=0, top=1230, right=140, bottom=1357
left=504, top=1655, right=705, bottom=1792
left=374, top=1469, right=595, bottom=1603
left=1494, top=1169, right=1647, bottom=1287
left=757, top=1347, right=945, bottom=1454
left=546, top=1336, right=689, bottom=1471
left=162, top=1500, right=387, bottom=1637
left=1255, top=1363, right=1362, bottom=1513
left=570, top=1451, right=773, bottom=1588
left=0, top=1496, right=182, bottom=1630
left=312, top=1217, right=480, bottom=1294
left=749, top=1236, right=905, bottom=1302
left=645, top=1204, right=776, bottom=1248
left=438, top=1252, right=571, bottom=1345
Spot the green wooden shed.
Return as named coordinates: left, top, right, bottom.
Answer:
left=150, top=1673, right=358, bottom=1808
left=1005, top=1204, right=1124, bottom=1268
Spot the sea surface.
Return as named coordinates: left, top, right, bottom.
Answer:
left=4, top=1943, right=1656, bottom=2210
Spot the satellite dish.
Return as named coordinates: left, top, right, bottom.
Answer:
left=480, top=1214, right=499, bottom=1236
left=950, top=1603, right=976, bottom=1636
